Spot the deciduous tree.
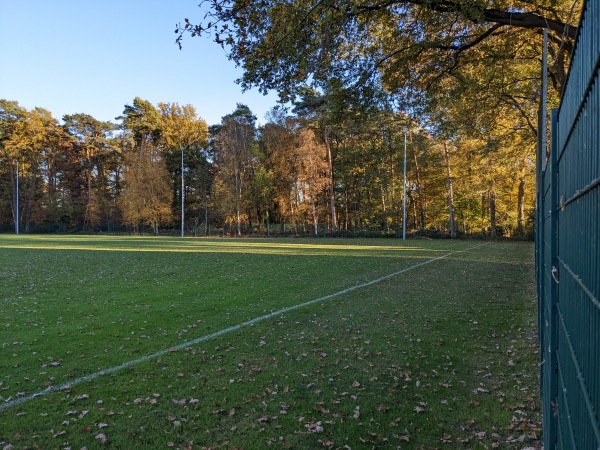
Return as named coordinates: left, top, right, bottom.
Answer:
left=119, top=139, right=172, bottom=234
left=177, top=0, right=578, bottom=102
left=158, top=102, right=209, bottom=227
left=212, top=104, right=257, bottom=235
left=62, top=113, right=117, bottom=229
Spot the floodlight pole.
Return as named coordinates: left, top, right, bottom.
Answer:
left=15, top=159, right=19, bottom=235
left=402, top=127, right=407, bottom=241
left=181, top=147, right=185, bottom=238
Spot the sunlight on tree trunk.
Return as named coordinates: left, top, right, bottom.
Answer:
left=324, top=129, right=337, bottom=233
left=443, top=142, right=456, bottom=239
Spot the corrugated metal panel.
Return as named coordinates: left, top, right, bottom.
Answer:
left=539, top=1, right=600, bottom=449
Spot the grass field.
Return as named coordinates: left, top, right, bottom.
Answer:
left=0, top=235, right=541, bottom=449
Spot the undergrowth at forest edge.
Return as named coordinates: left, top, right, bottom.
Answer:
left=0, top=236, right=540, bottom=449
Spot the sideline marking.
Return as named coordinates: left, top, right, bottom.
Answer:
left=0, top=242, right=490, bottom=412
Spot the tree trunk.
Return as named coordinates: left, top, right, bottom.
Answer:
left=290, top=190, right=298, bottom=235
left=409, top=190, right=417, bottom=229
left=324, top=129, right=337, bottom=232
left=311, top=195, right=318, bottom=235
left=84, top=162, right=93, bottom=231
left=381, top=186, right=388, bottom=232
left=24, top=168, right=38, bottom=233
left=389, top=138, right=397, bottom=228
left=412, top=140, right=426, bottom=229
left=344, top=183, right=350, bottom=231
left=9, top=163, right=18, bottom=231
left=517, top=175, right=526, bottom=235
left=489, top=187, right=497, bottom=238
left=443, top=142, right=456, bottom=238
left=235, top=169, right=242, bottom=236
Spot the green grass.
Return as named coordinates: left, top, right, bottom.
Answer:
left=0, top=235, right=541, bottom=449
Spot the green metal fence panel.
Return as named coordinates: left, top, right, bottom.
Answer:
left=540, top=108, right=559, bottom=447
left=538, top=1, right=600, bottom=449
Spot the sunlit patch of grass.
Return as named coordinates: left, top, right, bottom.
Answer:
left=0, top=234, right=463, bottom=256
left=0, top=237, right=539, bottom=448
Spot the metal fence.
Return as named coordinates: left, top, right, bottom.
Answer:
left=537, top=1, right=600, bottom=449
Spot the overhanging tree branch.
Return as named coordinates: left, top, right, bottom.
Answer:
left=399, top=1, right=577, bottom=40
left=440, top=23, right=504, bottom=53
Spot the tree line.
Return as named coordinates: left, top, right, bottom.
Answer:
left=1, top=90, right=535, bottom=237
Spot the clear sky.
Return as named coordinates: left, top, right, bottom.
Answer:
left=0, top=1, right=281, bottom=126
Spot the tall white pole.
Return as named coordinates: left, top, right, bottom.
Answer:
left=15, top=159, right=19, bottom=235
left=402, top=128, right=407, bottom=241
left=181, top=147, right=185, bottom=237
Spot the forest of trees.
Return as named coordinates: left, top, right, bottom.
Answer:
left=1, top=93, right=535, bottom=237
left=2, top=1, right=579, bottom=237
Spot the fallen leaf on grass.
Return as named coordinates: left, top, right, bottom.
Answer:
left=305, top=421, right=324, bottom=433
left=95, top=433, right=107, bottom=444
left=394, top=434, right=410, bottom=442
left=71, top=394, right=89, bottom=402
left=315, top=405, right=330, bottom=415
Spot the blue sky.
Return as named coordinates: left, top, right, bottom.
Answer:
left=0, top=1, right=281, bottom=126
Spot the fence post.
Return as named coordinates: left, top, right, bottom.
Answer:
left=536, top=93, right=544, bottom=381
left=548, top=108, right=560, bottom=449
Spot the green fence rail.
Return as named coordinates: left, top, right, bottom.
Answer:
left=537, top=1, right=600, bottom=449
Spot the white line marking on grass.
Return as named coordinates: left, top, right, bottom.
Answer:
left=0, top=242, right=490, bottom=412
